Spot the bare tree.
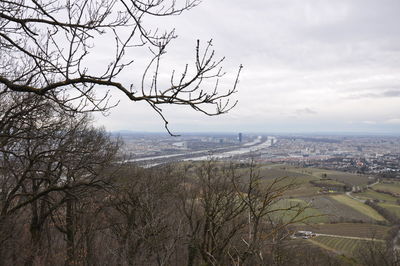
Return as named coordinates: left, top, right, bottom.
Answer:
left=231, top=160, right=314, bottom=265
left=105, top=164, right=183, bottom=266
left=0, top=0, right=242, bottom=134
left=177, top=160, right=318, bottom=266
left=0, top=92, right=120, bottom=265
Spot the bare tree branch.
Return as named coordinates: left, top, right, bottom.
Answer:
left=0, top=0, right=241, bottom=134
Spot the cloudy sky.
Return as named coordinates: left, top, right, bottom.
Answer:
left=94, top=0, right=400, bottom=134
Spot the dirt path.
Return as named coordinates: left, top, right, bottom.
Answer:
left=345, top=191, right=366, bottom=203
left=345, top=179, right=380, bottom=203
left=367, top=180, right=380, bottom=188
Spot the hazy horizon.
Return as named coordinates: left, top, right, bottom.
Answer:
left=112, top=129, right=400, bottom=137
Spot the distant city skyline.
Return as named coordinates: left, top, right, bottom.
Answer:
left=94, top=0, right=400, bottom=134
left=112, top=130, right=400, bottom=137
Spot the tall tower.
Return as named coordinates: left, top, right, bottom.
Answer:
left=238, top=132, right=242, bottom=143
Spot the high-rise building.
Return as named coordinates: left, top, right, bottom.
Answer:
left=238, top=132, right=242, bottom=143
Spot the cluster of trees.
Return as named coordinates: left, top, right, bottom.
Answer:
left=309, top=180, right=349, bottom=192
left=0, top=92, right=120, bottom=265
left=0, top=92, right=348, bottom=265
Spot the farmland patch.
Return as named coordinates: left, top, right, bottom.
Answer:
left=309, top=196, right=380, bottom=223
left=294, top=223, right=390, bottom=239
left=330, top=195, right=385, bottom=222
left=309, top=236, right=384, bottom=256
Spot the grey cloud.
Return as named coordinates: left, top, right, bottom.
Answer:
left=303, top=0, right=400, bottom=40
left=94, top=0, right=400, bottom=133
left=295, top=108, right=317, bottom=115
left=382, top=90, right=400, bottom=97
left=345, top=89, right=400, bottom=99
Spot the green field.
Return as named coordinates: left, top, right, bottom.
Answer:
left=309, top=236, right=384, bottom=256
left=240, top=164, right=391, bottom=262
left=287, top=167, right=371, bottom=186
left=258, top=167, right=313, bottom=180
left=355, top=189, right=398, bottom=203
left=378, top=203, right=400, bottom=218
left=255, top=165, right=376, bottom=197
left=260, top=173, right=320, bottom=197
left=308, top=196, right=379, bottom=223
left=373, top=183, right=400, bottom=195
left=330, top=195, right=386, bottom=221
left=284, top=182, right=321, bottom=197
left=270, top=198, right=328, bottom=224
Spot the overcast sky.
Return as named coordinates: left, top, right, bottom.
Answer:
left=94, top=0, right=400, bottom=134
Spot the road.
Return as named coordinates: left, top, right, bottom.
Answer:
left=345, top=191, right=366, bottom=203
left=367, top=180, right=380, bottom=188
left=345, top=179, right=380, bottom=203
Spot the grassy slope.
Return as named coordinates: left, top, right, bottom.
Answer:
left=306, top=195, right=378, bottom=223
left=355, top=189, right=398, bottom=203
left=374, top=183, right=400, bottom=194
left=256, top=164, right=389, bottom=262
left=378, top=203, right=400, bottom=218
left=271, top=198, right=329, bottom=224
left=286, top=167, right=371, bottom=186
left=258, top=165, right=385, bottom=221
left=310, top=236, right=383, bottom=257
left=259, top=167, right=320, bottom=197
left=330, top=195, right=386, bottom=221
left=260, top=165, right=356, bottom=197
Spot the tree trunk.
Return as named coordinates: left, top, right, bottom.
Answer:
left=25, top=200, right=42, bottom=266
left=187, top=242, right=197, bottom=266
left=25, top=223, right=42, bottom=266
left=65, top=197, right=76, bottom=266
